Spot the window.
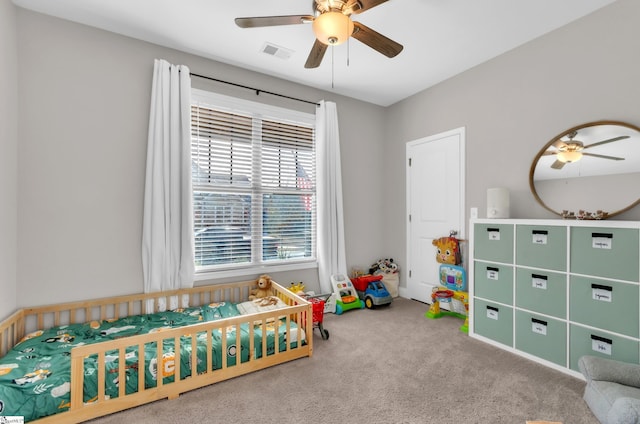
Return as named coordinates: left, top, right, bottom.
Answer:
left=191, top=90, right=316, bottom=272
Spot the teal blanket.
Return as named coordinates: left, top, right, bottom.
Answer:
left=0, top=301, right=300, bottom=422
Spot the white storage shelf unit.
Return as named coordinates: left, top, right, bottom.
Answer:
left=469, top=218, right=640, bottom=378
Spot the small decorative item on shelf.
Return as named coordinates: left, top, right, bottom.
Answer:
left=561, top=209, right=609, bottom=220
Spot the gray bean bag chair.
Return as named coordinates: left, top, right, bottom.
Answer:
left=579, top=355, right=640, bottom=424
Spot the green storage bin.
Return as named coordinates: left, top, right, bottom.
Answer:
left=474, top=223, right=514, bottom=264
left=569, top=276, right=639, bottom=338
left=570, top=227, right=639, bottom=281
left=515, top=268, right=566, bottom=318
left=474, top=261, right=513, bottom=304
left=515, top=225, right=567, bottom=271
left=473, top=299, right=513, bottom=347
left=515, top=310, right=567, bottom=367
left=569, top=324, right=639, bottom=371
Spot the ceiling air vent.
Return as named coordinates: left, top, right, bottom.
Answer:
left=261, top=43, right=293, bottom=60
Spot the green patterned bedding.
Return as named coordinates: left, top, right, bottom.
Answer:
left=0, top=301, right=303, bottom=422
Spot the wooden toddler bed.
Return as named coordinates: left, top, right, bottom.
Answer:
left=0, top=280, right=313, bottom=423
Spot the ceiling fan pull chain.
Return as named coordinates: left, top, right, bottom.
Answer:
left=331, top=45, right=335, bottom=89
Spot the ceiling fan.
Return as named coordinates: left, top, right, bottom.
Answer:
left=235, top=0, right=403, bottom=69
left=544, top=130, right=629, bottom=169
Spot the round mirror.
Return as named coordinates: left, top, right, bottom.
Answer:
left=529, top=120, right=640, bottom=219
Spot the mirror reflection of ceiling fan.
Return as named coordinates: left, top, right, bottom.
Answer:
left=543, top=130, right=629, bottom=170
left=235, top=0, right=403, bottom=69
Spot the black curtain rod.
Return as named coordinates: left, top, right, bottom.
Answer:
left=190, top=72, right=320, bottom=106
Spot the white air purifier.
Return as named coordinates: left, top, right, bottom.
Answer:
left=487, top=187, right=510, bottom=218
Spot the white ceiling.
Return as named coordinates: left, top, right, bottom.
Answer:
left=13, top=0, right=618, bottom=106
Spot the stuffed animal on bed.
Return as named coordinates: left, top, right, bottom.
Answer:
left=432, top=236, right=462, bottom=265
left=249, top=274, right=275, bottom=301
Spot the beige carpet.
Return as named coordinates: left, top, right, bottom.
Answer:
left=87, top=298, right=598, bottom=424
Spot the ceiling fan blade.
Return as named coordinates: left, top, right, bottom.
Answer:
left=351, top=22, right=403, bottom=58
left=551, top=160, right=566, bottom=169
left=235, top=15, right=314, bottom=28
left=348, top=0, right=389, bottom=14
left=305, top=39, right=328, bottom=69
left=582, top=152, right=625, bottom=161
left=583, top=135, right=630, bottom=149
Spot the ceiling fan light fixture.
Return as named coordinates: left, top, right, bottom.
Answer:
left=557, top=150, right=583, bottom=163
left=312, top=11, right=353, bottom=45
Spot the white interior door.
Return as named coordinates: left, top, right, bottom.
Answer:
left=406, top=128, right=465, bottom=303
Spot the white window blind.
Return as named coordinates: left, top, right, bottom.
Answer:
left=191, top=90, right=316, bottom=270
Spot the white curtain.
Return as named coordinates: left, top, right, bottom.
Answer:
left=316, top=100, right=347, bottom=293
left=142, top=59, right=195, bottom=297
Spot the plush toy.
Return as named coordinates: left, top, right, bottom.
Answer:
left=288, top=282, right=305, bottom=294
left=369, top=258, right=399, bottom=275
left=432, top=236, right=462, bottom=265
left=249, top=274, right=275, bottom=300
left=385, top=259, right=398, bottom=273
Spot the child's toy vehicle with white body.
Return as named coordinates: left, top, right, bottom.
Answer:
left=351, top=274, right=393, bottom=309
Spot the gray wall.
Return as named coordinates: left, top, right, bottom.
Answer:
left=385, top=0, right=640, bottom=291
left=14, top=9, right=387, bottom=306
left=9, top=0, right=640, bottom=307
left=1, top=0, right=18, bottom=319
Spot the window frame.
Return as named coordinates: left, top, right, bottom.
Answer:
left=191, top=89, right=318, bottom=280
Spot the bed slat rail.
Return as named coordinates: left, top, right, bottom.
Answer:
left=0, top=310, right=25, bottom=357
left=63, top=302, right=309, bottom=422
left=18, top=280, right=267, bottom=335
left=2, top=281, right=310, bottom=359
